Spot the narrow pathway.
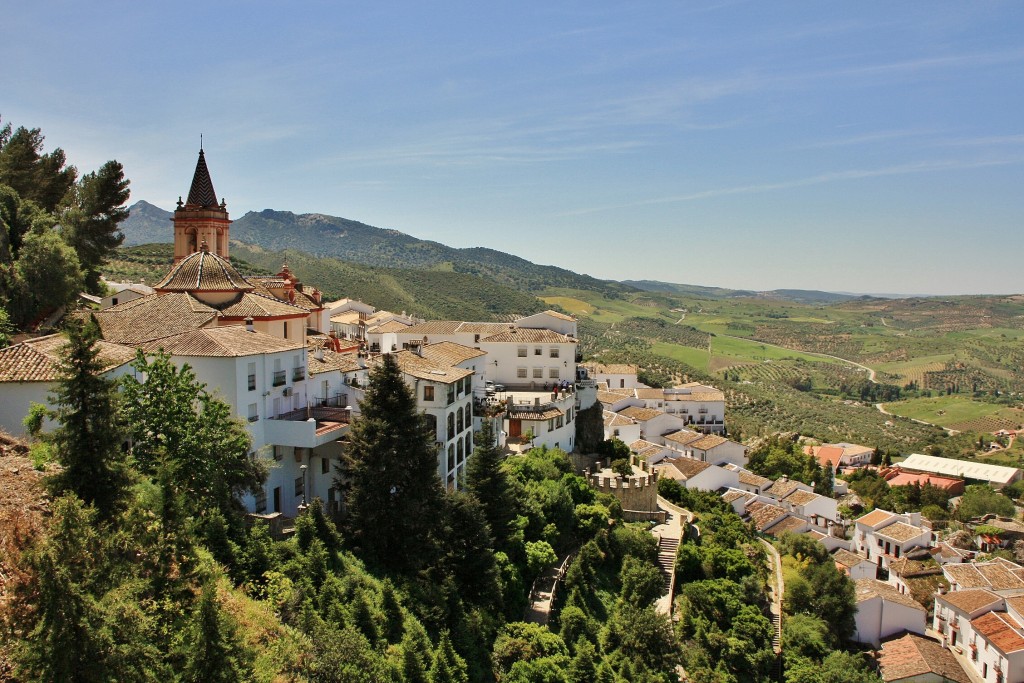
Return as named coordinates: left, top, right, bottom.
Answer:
left=759, top=538, right=784, bottom=655
left=876, top=402, right=960, bottom=435
left=652, top=497, right=690, bottom=616
left=525, top=551, right=574, bottom=625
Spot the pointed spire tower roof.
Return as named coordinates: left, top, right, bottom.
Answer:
left=172, top=146, right=232, bottom=263
left=186, top=148, right=219, bottom=207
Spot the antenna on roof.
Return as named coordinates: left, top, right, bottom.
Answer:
left=200, top=133, right=203, bottom=151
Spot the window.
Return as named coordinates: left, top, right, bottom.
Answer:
left=424, top=385, right=435, bottom=401
left=457, top=409, right=464, bottom=433
left=254, top=489, right=267, bottom=513
left=457, top=439, right=463, bottom=461
left=566, top=408, right=572, bottom=422
left=549, top=368, right=560, bottom=379
left=447, top=386, right=455, bottom=405
left=248, top=403, right=259, bottom=422
left=448, top=446, right=455, bottom=471
left=533, top=368, right=543, bottom=379
left=248, top=362, right=256, bottom=391
left=548, top=418, right=555, bottom=432
left=294, top=476, right=304, bottom=497
left=549, top=348, right=559, bottom=358
left=517, top=367, right=527, bottom=378
left=534, top=347, right=542, bottom=355
left=464, top=433, right=472, bottom=458
left=293, top=355, right=305, bottom=381
left=273, top=446, right=285, bottom=461
left=447, top=414, right=455, bottom=440
left=321, top=457, right=330, bottom=475
left=518, top=346, right=527, bottom=357
left=283, top=321, right=288, bottom=339
left=557, top=415, right=564, bottom=428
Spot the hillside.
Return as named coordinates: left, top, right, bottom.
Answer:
left=104, top=243, right=544, bottom=322
left=120, top=202, right=634, bottom=297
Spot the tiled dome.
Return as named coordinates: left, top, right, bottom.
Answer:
left=155, top=244, right=253, bottom=293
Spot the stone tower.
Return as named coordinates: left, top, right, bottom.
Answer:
left=173, top=148, right=231, bottom=263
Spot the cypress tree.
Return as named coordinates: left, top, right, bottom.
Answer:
left=47, top=315, right=130, bottom=519
left=464, top=418, right=516, bottom=549
left=341, top=354, right=445, bottom=574
left=180, top=584, right=253, bottom=683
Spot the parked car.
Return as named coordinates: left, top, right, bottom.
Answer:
left=485, top=380, right=506, bottom=395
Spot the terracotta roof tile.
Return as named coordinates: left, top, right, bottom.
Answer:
left=419, top=341, right=486, bottom=367
left=766, top=479, right=806, bottom=500
left=617, top=406, right=664, bottom=422
left=155, top=250, right=252, bottom=292
left=508, top=407, right=564, bottom=421
left=370, top=350, right=473, bottom=384
left=141, top=325, right=304, bottom=357
left=687, top=434, right=729, bottom=450
left=217, top=292, right=309, bottom=318
left=583, top=363, right=637, bottom=375
left=659, top=457, right=712, bottom=479
left=0, top=334, right=137, bottom=382
left=875, top=522, right=927, bottom=543
left=308, top=350, right=361, bottom=375
left=784, top=489, right=819, bottom=506
left=664, top=429, right=703, bottom=446
left=973, top=610, right=1024, bottom=653
left=766, top=515, right=807, bottom=537
left=91, top=293, right=219, bottom=344
left=833, top=549, right=869, bottom=569
left=939, top=589, right=1002, bottom=614
left=749, top=503, right=788, bottom=531
left=878, top=633, right=970, bottom=683
left=856, top=509, right=897, bottom=528
left=854, top=578, right=926, bottom=611
left=482, top=328, right=575, bottom=344
left=368, top=320, right=410, bottom=334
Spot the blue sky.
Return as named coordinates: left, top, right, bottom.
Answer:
left=3, top=2, right=1022, bottom=295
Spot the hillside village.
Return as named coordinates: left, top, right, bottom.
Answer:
left=5, top=150, right=1024, bottom=683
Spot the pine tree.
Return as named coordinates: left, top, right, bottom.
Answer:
left=47, top=315, right=130, bottom=519
left=60, top=160, right=130, bottom=292
left=428, top=631, right=469, bottom=683
left=464, top=418, right=517, bottom=548
left=180, top=583, right=253, bottom=683
left=341, top=354, right=445, bottom=574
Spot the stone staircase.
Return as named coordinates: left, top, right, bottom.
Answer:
left=657, top=536, right=679, bottom=593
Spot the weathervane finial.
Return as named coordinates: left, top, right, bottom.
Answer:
left=200, top=133, right=203, bottom=151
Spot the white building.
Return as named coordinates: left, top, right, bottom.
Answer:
left=853, top=578, right=927, bottom=648
left=0, top=334, right=138, bottom=437
left=833, top=548, right=878, bottom=580
left=654, top=457, right=738, bottom=492
left=663, top=430, right=747, bottom=467
left=583, top=363, right=640, bottom=390
left=854, top=509, right=931, bottom=571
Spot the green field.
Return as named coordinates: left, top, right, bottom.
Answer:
left=651, top=342, right=711, bottom=370
left=882, top=396, right=1024, bottom=431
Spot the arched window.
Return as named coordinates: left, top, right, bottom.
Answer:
left=465, top=433, right=472, bottom=458
left=447, top=445, right=455, bottom=471
left=447, top=413, right=455, bottom=441
left=457, top=408, right=464, bottom=433
left=457, top=439, right=463, bottom=462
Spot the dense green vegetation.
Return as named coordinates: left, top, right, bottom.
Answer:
left=0, top=118, right=130, bottom=330
left=3, top=329, right=682, bottom=682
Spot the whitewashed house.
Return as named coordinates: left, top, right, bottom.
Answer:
left=853, top=578, right=927, bottom=647
left=855, top=509, right=931, bottom=571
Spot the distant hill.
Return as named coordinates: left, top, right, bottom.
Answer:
left=121, top=202, right=634, bottom=297
left=119, top=200, right=173, bottom=245
left=622, top=279, right=859, bottom=304
left=105, top=242, right=544, bottom=322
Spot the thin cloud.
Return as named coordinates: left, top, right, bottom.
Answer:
left=560, top=157, right=1024, bottom=216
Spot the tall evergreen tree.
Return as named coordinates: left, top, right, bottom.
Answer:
left=180, top=583, right=253, bottom=683
left=464, top=418, right=516, bottom=549
left=0, top=121, right=78, bottom=213
left=60, top=160, right=130, bottom=292
left=428, top=631, right=469, bottom=683
left=46, top=315, right=130, bottom=519
left=340, top=354, right=445, bottom=574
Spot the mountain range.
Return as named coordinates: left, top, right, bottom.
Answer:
left=121, top=201, right=864, bottom=304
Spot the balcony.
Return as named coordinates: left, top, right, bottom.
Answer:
left=265, top=406, right=351, bottom=448
left=292, top=367, right=306, bottom=382
left=272, top=370, right=287, bottom=387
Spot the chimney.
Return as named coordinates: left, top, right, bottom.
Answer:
left=245, top=317, right=255, bottom=333
left=314, top=347, right=324, bottom=361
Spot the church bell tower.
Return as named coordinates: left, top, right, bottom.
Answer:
left=173, top=147, right=231, bottom=263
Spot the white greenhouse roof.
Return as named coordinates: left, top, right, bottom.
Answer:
left=900, top=453, right=1021, bottom=486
